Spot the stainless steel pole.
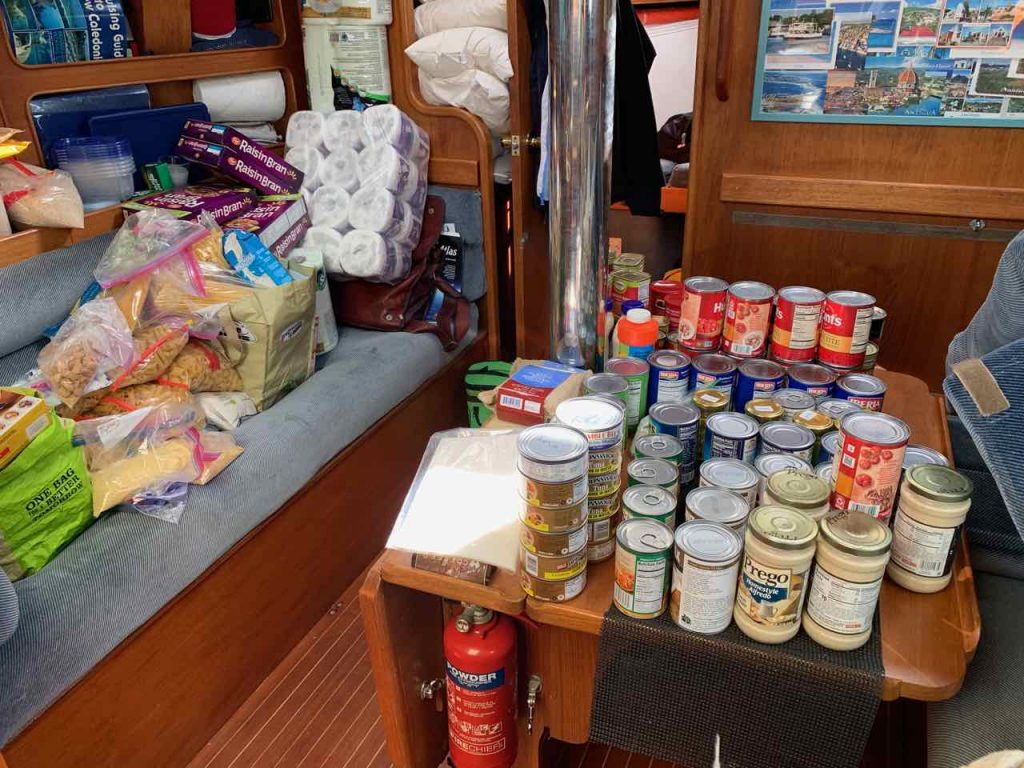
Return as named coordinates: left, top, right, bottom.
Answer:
left=548, top=0, right=616, bottom=368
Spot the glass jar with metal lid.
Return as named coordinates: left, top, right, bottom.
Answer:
left=817, top=398, right=863, bottom=428
left=759, top=421, right=815, bottom=463
left=623, top=485, right=678, bottom=527
left=771, top=388, right=816, bottom=420
left=887, top=465, right=973, bottom=594
left=745, top=398, right=785, bottom=425
left=699, top=457, right=759, bottom=508
left=684, top=487, right=749, bottom=531
left=555, top=397, right=625, bottom=450
left=517, top=424, right=589, bottom=484
left=734, top=505, right=818, bottom=644
left=763, top=469, right=831, bottom=521
left=803, top=510, right=892, bottom=651
left=670, top=521, right=743, bottom=634
left=754, top=453, right=813, bottom=502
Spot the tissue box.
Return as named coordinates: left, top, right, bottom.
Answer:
left=0, top=390, right=50, bottom=472
left=174, top=137, right=300, bottom=195
left=122, top=185, right=258, bottom=225
left=224, top=196, right=311, bottom=260
left=181, top=120, right=302, bottom=187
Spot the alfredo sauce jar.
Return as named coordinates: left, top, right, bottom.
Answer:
left=678, top=276, right=728, bottom=353
left=830, top=412, right=910, bottom=522
left=722, top=281, right=775, bottom=359
left=887, top=465, right=972, bottom=594
left=670, top=520, right=742, bottom=634
left=734, top=505, right=818, bottom=644
left=614, top=519, right=675, bottom=619
left=818, top=290, right=875, bottom=370
left=803, top=510, right=891, bottom=651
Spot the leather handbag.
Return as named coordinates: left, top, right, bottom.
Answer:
left=329, top=196, right=471, bottom=351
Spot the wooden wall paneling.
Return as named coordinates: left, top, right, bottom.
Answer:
left=0, top=0, right=307, bottom=168
left=124, top=0, right=192, bottom=55
left=508, top=0, right=550, bottom=360
left=360, top=568, right=448, bottom=768
left=387, top=0, right=501, bottom=358
left=4, top=338, right=486, bottom=768
left=524, top=625, right=598, bottom=745
left=685, top=1, right=1024, bottom=389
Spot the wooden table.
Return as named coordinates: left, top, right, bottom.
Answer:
left=360, top=370, right=981, bottom=768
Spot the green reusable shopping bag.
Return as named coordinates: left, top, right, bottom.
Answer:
left=0, top=414, right=94, bottom=581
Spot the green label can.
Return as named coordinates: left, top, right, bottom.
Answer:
left=614, top=518, right=675, bottom=619
left=633, top=434, right=683, bottom=466
left=622, top=485, right=677, bottom=526
left=605, top=357, right=650, bottom=432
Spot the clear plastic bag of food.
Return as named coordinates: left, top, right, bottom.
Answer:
left=131, top=481, right=191, bottom=524
left=94, top=210, right=209, bottom=293
left=0, top=159, right=84, bottom=229
left=74, top=400, right=205, bottom=471
left=77, top=382, right=193, bottom=419
left=193, top=430, right=243, bottom=485
left=90, top=433, right=203, bottom=517
left=157, top=341, right=242, bottom=393
left=107, top=321, right=192, bottom=392
left=37, top=298, right=136, bottom=409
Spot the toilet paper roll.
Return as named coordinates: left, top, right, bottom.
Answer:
left=348, top=186, right=410, bottom=240
left=311, top=186, right=352, bottom=231
left=285, top=145, right=326, bottom=191
left=286, top=111, right=326, bottom=151
left=357, top=143, right=420, bottom=201
left=323, top=110, right=368, bottom=153
left=338, top=230, right=400, bottom=281
left=301, top=226, right=347, bottom=275
left=362, top=104, right=429, bottom=160
left=317, top=147, right=360, bottom=193
left=194, top=72, right=287, bottom=123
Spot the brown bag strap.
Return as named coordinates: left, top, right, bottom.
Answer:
left=406, top=279, right=471, bottom=351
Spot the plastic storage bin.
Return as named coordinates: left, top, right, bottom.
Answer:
left=52, top=136, right=135, bottom=210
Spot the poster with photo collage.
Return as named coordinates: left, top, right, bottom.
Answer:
left=752, top=0, right=1024, bottom=126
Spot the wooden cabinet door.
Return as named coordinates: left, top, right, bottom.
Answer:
left=508, top=1, right=552, bottom=360
left=685, top=0, right=1024, bottom=389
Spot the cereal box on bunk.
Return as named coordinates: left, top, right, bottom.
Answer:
left=180, top=120, right=302, bottom=187
left=122, top=185, right=258, bottom=224
left=223, top=196, right=311, bottom=260
left=174, top=137, right=300, bottom=196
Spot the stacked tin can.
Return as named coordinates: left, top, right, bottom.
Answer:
left=517, top=424, right=590, bottom=602
left=555, top=397, right=627, bottom=564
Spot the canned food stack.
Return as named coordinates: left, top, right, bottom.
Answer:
left=517, top=425, right=590, bottom=602
left=555, top=397, right=627, bottom=564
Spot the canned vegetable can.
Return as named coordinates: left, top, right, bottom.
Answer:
left=678, top=276, right=729, bottom=353
left=690, top=353, right=738, bottom=404
left=611, top=270, right=651, bottom=314
left=670, top=520, right=743, bottom=634
left=634, top=433, right=684, bottom=466
left=699, top=457, right=760, bottom=508
left=649, top=402, right=700, bottom=483
left=770, top=286, right=825, bottom=363
left=771, top=388, right=817, bottom=420
left=622, top=485, right=678, bottom=526
left=786, top=363, right=837, bottom=403
left=818, top=398, right=864, bottom=428
left=684, top=486, right=750, bottom=530
left=614, top=519, right=675, bottom=619
left=584, top=372, right=631, bottom=410
left=722, top=281, right=775, bottom=359
left=834, top=373, right=886, bottom=412
left=627, top=457, right=680, bottom=498
left=759, top=421, right=816, bottom=463
left=605, top=357, right=650, bottom=432
left=818, top=290, right=875, bottom=370
left=819, top=430, right=841, bottom=465
left=704, top=412, right=759, bottom=464
left=734, top=359, right=787, bottom=414
left=647, top=350, right=692, bottom=407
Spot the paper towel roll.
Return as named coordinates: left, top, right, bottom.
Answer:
left=194, top=72, right=287, bottom=123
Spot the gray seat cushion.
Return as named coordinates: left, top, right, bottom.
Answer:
left=928, top=573, right=1024, bottom=767
left=0, top=314, right=476, bottom=746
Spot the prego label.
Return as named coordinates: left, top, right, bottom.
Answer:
left=735, top=554, right=807, bottom=628
left=805, top=563, right=881, bottom=635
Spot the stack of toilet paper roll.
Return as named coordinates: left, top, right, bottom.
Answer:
left=287, top=104, right=430, bottom=284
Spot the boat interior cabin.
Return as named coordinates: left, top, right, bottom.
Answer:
left=0, top=1, right=1021, bottom=767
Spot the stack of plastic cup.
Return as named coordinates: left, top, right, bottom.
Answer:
left=51, top=137, right=136, bottom=210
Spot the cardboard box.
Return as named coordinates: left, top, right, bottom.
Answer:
left=224, top=196, right=311, bottom=260
left=488, top=361, right=586, bottom=426
left=0, top=390, right=51, bottom=472
left=174, top=137, right=299, bottom=195
left=122, top=185, right=257, bottom=225
left=181, top=120, right=303, bottom=187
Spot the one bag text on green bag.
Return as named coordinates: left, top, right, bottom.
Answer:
left=0, top=415, right=94, bottom=581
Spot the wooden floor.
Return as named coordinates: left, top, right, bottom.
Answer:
left=185, top=573, right=685, bottom=768
left=186, top=576, right=391, bottom=768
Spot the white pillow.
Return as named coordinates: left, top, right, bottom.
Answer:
left=406, top=27, right=513, bottom=81
left=418, top=69, right=510, bottom=134
left=415, top=0, right=507, bottom=37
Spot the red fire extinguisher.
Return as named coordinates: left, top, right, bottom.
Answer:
left=443, top=605, right=518, bottom=768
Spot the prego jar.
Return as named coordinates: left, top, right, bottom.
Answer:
left=734, top=505, right=818, bottom=644
left=803, top=510, right=891, bottom=651
left=887, top=465, right=973, bottom=594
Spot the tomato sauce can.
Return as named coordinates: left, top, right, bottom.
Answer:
left=614, top=519, right=675, bottom=619
left=649, top=402, right=700, bottom=483
left=689, top=353, right=738, bottom=403
left=651, top=280, right=683, bottom=329
left=734, top=359, right=786, bottom=413
left=678, top=276, right=729, bottom=353
left=647, top=350, right=691, bottom=407
left=703, top=412, right=759, bottom=464
left=722, top=281, right=775, bottom=359
left=835, top=373, right=886, bottom=411
left=830, top=411, right=910, bottom=521
left=786, top=363, right=837, bottom=403
left=818, top=290, right=875, bottom=369
left=769, top=286, right=825, bottom=363
left=611, top=270, right=651, bottom=314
